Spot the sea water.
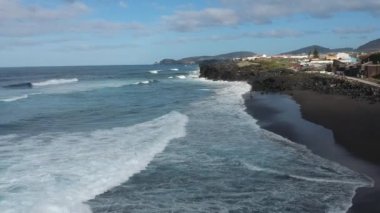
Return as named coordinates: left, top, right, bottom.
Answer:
left=0, top=65, right=372, bottom=213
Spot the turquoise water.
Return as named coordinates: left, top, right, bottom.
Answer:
left=0, top=65, right=372, bottom=212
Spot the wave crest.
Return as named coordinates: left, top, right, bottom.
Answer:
left=0, top=94, right=28, bottom=102
left=32, top=78, right=79, bottom=87
left=149, top=70, right=160, bottom=74
left=0, top=111, right=188, bottom=213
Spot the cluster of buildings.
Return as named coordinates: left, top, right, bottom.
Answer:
left=237, top=52, right=380, bottom=79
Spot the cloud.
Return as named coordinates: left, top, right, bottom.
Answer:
left=162, top=29, right=309, bottom=44
left=0, top=0, right=146, bottom=37
left=55, top=43, right=138, bottom=52
left=220, top=0, right=380, bottom=22
left=162, top=8, right=238, bottom=32
left=162, top=0, right=380, bottom=31
left=0, top=19, right=146, bottom=37
left=246, top=29, right=307, bottom=38
left=0, top=38, right=76, bottom=50
left=0, top=0, right=89, bottom=22
left=333, top=26, right=379, bottom=34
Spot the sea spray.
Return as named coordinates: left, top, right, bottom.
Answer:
left=0, top=112, right=188, bottom=213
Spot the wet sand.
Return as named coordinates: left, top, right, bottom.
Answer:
left=244, top=91, right=380, bottom=213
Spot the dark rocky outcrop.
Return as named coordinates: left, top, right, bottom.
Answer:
left=199, top=60, right=380, bottom=103
left=200, top=60, right=256, bottom=81
left=159, top=59, right=181, bottom=65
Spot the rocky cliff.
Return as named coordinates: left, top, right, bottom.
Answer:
left=199, top=60, right=380, bottom=103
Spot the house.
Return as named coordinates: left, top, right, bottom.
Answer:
left=361, top=63, right=380, bottom=78
left=331, top=60, right=361, bottom=77
left=359, top=52, right=380, bottom=78
left=242, top=56, right=258, bottom=61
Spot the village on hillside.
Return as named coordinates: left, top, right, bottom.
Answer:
left=233, top=50, right=380, bottom=84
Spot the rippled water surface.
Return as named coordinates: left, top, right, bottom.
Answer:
left=0, top=65, right=372, bottom=213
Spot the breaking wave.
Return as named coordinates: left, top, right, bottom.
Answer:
left=0, top=94, right=28, bottom=102
left=149, top=70, right=160, bottom=74
left=134, top=80, right=159, bottom=85
left=32, top=78, right=79, bottom=87
left=0, top=111, right=188, bottom=213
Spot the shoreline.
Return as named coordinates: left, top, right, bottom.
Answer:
left=244, top=90, right=380, bottom=213
left=198, top=60, right=380, bottom=212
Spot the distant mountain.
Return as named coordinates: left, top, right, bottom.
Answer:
left=357, top=38, right=380, bottom=52
left=159, top=51, right=256, bottom=65
left=160, top=38, right=380, bottom=64
left=281, top=45, right=354, bottom=55
left=215, top=51, right=258, bottom=59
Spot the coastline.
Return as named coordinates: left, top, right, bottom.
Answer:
left=199, top=60, right=380, bottom=212
left=244, top=91, right=380, bottom=213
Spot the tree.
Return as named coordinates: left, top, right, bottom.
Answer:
left=369, top=52, right=380, bottom=64
left=312, top=48, right=319, bottom=58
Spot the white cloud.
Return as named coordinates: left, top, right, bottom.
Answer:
left=0, top=0, right=89, bottom=22
left=162, top=8, right=238, bottom=32
left=220, top=0, right=380, bottom=22
left=0, top=0, right=145, bottom=37
left=0, top=19, right=146, bottom=37
left=162, top=29, right=308, bottom=44
left=333, top=26, right=379, bottom=34
left=247, top=29, right=306, bottom=38
left=55, top=43, right=138, bottom=52
left=162, top=0, right=380, bottom=31
left=0, top=38, right=75, bottom=50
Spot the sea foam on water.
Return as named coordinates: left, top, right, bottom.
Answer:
left=0, top=112, right=188, bottom=213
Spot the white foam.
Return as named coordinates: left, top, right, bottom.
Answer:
left=149, top=70, right=160, bottom=74
left=35, top=80, right=135, bottom=95
left=188, top=79, right=372, bottom=212
left=243, top=162, right=365, bottom=185
left=139, top=80, right=150, bottom=84
left=176, top=75, right=186, bottom=79
left=32, top=78, right=79, bottom=87
left=170, top=68, right=179, bottom=71
left=188, top=69, right=200, bottom=78
left=134, top=80, right=153, bottom=85
left=168, top=76, right=174, bottom=79
left=0, top=94, right=28, bottom=102
left=0, top=111, right=188, bottom=213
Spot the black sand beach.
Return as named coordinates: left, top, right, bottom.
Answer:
left=244, top=91, right=380, bottom=213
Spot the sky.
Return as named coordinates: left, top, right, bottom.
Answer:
left=0, top=0, right=380, bottom=67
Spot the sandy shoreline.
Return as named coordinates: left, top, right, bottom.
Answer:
left=244, top=91, right=380, bottom=213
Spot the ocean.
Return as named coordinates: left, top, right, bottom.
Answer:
left=0, top=65, right=372, bottom=213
